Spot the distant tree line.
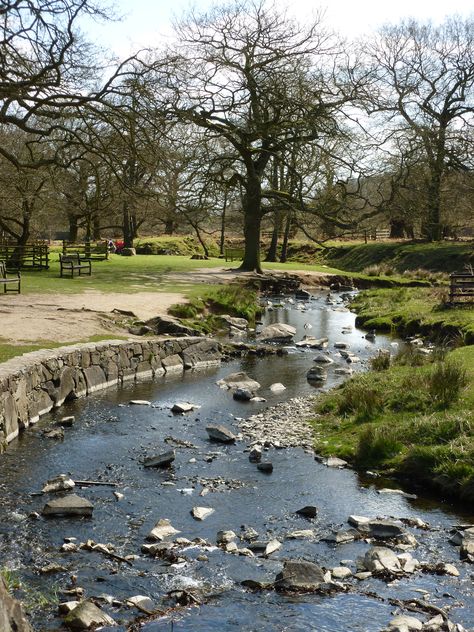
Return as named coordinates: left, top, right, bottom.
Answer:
left=1, top=0, right=473, bottom=271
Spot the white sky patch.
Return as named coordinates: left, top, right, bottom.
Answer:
left=81, top=0, right=474, bottom=57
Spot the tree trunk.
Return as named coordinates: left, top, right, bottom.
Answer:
left=239, top=177, right=262, bottom=273
left=68, top=214, right=79, bottom=242
left=389, top=218, right=406, bottom=239
left=122, top=200, right=134, bottom=248
left=423, top=170, right=443, bottom=241
left=219, top=188, right=228, bottom=256
left=265, top=211, right=280, bottom=261
left=164, top=219, right=175, bottom=235
left=280, top=213, right=292, bottom=263
left=92, top=214, right=101, bottom=240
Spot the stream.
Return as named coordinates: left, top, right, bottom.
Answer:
left=0, top=289, right=473, bottom=631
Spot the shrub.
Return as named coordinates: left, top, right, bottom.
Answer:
left=428, top=359, right=468, bottom=409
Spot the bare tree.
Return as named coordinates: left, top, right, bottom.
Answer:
left=364, top=16, right=474, bottom=241
left=151, top=1, right=360, bottom=272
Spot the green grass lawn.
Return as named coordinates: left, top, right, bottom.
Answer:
left=310, top=345, right=474, bottom=503
left=17, top=251, right=431, bottom=296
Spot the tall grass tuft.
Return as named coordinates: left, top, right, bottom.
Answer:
left=428, top=359, right=468, bottom=409
left=370, top=350, right=391, bottom=371
left=338, top=377, right=384, bottom=422
left=357, top=426, right=402, bottom=464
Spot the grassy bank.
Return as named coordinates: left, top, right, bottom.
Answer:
left=323, top=241, right=474, bottom=274
left=310, top=346, right=474, bottom=503
left=352, top=287, right=474, bottom=344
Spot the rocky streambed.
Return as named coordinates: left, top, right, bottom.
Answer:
left=0, top=289, right=473, bottom=632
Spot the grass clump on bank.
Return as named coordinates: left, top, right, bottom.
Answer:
left=168, top=282, right=261, bottom=333
left=352, top=286, right=474, bottom=344
left=311, top=346, right=474, bottom=502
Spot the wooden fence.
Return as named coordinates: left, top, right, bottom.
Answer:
left=449, top=273, right=474, bottom=305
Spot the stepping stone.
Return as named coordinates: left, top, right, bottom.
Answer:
left=129, top=400, right=151, bottom=406
left=257, top=462, right=273, bottom=473
left=42, top=494, right=93, bottom=517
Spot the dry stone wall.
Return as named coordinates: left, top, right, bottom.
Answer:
left=0, top=337, right=221, bottom=451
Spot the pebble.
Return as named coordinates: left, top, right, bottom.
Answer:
left=237, top=396, right=316, bottom=449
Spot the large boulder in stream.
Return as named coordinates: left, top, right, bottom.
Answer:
left=217, top=372, right=261, bottom=392
left=257, top=323, right=296, bottom=343
left=275, top=560, right=326, bottom=592
left=363, top=547, right=402, bottom=574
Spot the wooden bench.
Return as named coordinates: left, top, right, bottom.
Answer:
left=0, top=260, right=21, bottom=293
left=59, top=253, right=92, bottom=278
left=449, top=272, right=474, bottom=305
left=224, top=247, right=245, bottom=262
left=62, top=241, right=109, bottom=261
left=0, top=243, right=49, bottom=269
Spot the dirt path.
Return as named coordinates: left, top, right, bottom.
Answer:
left=0, top=267, right=333, bottom=345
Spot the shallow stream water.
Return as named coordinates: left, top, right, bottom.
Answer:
left=0, top=290, right=473, bottom=631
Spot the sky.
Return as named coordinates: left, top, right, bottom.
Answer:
left=83, top=0, right=474, bottom=56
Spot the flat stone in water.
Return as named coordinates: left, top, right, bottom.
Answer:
left=129, top=400, right=151, bottom=406
left=275, top=560, right=326, bottom=592
left=143, top=450, right=176, bottom=468
left=42, top=494, right=93, bottom=517
left=257, top=462, right=273, bottom=473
